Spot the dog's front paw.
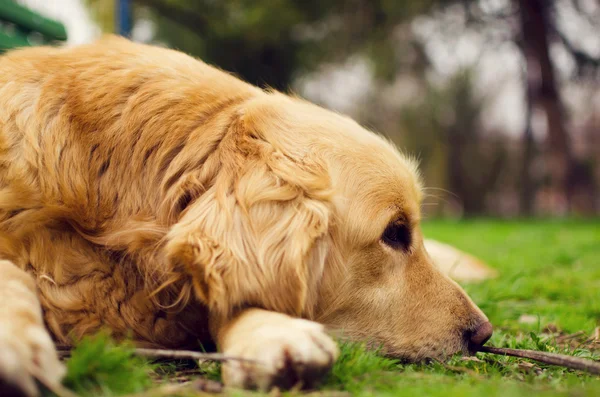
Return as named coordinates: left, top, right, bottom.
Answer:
left=222, top=318, right=339, bottom=391
left=0, top=322, right=65, bottom=396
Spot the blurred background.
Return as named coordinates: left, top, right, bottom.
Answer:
left=2, top=0, right=599, bottom=218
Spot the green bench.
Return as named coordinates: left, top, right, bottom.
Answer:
left=0, top=0, right=67, bottom=52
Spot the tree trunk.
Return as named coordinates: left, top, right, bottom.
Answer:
left=519, top=66, right=536, bottom=215
left=517, top=0, right=574, bottom=214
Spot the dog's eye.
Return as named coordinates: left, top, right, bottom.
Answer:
left=381, top=223, right=411, bottom=251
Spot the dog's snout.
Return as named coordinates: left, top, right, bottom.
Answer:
left=467, top=321, right=493, bottom=348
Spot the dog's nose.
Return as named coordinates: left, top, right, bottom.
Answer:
left=468, top=321, right=493, bottom=347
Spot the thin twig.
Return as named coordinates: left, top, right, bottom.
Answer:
left=480, top=346, right=600, bottom=375
left=57, top=347, right=261, bottom=364
left=556, top=331, right=585, bottom=342
left=135, top=348, right=258, bottom=363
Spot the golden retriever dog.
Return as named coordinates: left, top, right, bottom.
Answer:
left=0, top=36, right=493, bottom=395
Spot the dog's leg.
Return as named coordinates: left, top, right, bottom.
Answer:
left=217, top=308, right=338, bottom=391
left=424, top=239, right=498, bottom=282
left=0, top=260, right=65, bottom=396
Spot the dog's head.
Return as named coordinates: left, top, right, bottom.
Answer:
left=165, top=91, right=491, bottom=361
left=312, top=125, right=492, bottom=360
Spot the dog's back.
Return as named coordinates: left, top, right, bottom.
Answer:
left=0, top=36, right=258, bottom=225
left=0, top=37, right=255, bottom=347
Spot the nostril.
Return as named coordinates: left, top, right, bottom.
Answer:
left=469, top=321, right=493, bottom=347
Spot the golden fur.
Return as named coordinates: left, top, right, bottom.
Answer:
left=0, top=36, right=491, bottom=393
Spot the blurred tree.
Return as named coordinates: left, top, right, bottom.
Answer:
left=410, top=0, right=599, bottom=214
left=86, top=0, right=460, bottom=89
left=399, top=69, right=505, bottom=216
left=517, top=0, right=573, bottom=215
left=516, top=0, right=600, bottom=214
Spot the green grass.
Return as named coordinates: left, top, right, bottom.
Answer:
left=56, top=219, right=599, bottom=396
left=61, top=333, right=153, bottom=396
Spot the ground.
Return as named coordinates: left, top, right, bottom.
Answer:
left=54, top=219, right=600, bottom=396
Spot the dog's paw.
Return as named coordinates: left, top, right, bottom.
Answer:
left=0, top=322, right=65, bottom=396
left=222, top=318, right=339, bottom=391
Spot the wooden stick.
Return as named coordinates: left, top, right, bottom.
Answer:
left=57, top=347, right=261, bottom=364
left=480, top=346, right=600, bottom=375
left=134, top=348, right=261, bottom=364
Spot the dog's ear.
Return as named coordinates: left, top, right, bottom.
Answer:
left=164, top=103, right=332, bottom=318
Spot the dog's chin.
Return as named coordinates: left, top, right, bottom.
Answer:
left=381, top=341, right=472, bottom=363
left=330, top=332, right=474, bottom=363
